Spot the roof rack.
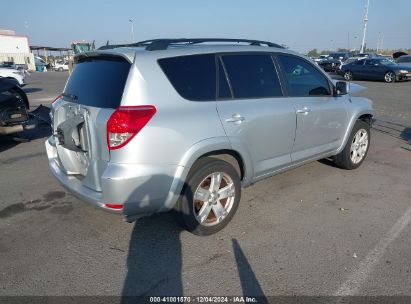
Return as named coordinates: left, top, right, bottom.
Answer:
left=98, top=38, right=284, bottom=51
left=145, top=38, right=284, bottom=51
left=98, top=40, right=154, bottom=50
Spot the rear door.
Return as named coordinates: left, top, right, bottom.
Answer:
left=276, top=54, right=348, bottom=162
left=52, top=55, right=131, bottom=191
left=216, top=53, right=296, bottom=179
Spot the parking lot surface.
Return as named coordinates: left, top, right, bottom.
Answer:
left=0, top=72, right=410, bottom=297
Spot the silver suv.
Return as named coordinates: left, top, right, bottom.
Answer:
left=46, top=39, right=374, bottom=235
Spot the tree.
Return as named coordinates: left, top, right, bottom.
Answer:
left=307, top=49, right=319, bottom=58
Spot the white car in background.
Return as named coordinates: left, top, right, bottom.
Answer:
left=314, top=54, right=329, bottom=63
left=54, top=61, right=69, bottom=71
left=0, top=67, right=25, bottom=86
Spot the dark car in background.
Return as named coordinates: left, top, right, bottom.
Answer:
left=340, top=58, right=411, bottom=83
left=0, top=78, right=31, bottom=135
left=318, top=52, right=353, bottom=72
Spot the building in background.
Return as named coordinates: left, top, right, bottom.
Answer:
left=0, top=29, right=35, bottom=71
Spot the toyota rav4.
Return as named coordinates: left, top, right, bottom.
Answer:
left=46, top=38, right=374, bottom=235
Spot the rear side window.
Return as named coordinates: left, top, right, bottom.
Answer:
left=64, top=57, right=130, bottom=108
left=277, top=55, right=331, bottom=97
left=158, top=54, right=216, bottom=101
left=221, top=54, right=283, bottom=98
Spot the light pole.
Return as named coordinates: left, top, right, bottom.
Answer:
left=377, top=32, right=384, bottom=53
left=353, top=36, right=358, bottom=52
left=129, top=19, right=135, bottom=43
left=376, top=32, right=381, bottom=53
left=360, top=0, right=370, bottom=53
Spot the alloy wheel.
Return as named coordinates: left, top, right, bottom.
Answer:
left=193, top=172, right=236, bottom=226
left=385, top=72, right=395, bottom=83
left=344, top=71, right=353, bottom=81
left=350, top=128, right=369, bottom=164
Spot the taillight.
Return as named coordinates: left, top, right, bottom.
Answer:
left=104, top=203, right=123, bottom=210
left=106, top=105, right=156, bottom=150
left=51, top=94, right=62, bottom=105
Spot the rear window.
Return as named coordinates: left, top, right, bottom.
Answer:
left=158, top=54, right=216, bottom=101
left=64, top=57, right=130, bottom=108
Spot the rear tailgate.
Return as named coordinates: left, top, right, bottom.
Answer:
left=51, top=55, right=131, bottom=191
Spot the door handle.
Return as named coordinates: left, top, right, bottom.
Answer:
left=226, top=114, right=245, bottom=124
left=296, top=107, right=311, bottom=114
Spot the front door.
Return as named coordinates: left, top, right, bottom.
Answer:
left=276, top=54, right=348, bottom=163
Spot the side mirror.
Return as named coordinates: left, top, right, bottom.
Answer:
left=335, top=81, right=349, bottom=96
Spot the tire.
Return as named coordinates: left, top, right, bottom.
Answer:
left=174, top=157, right=241, bottom=236
left=344, top=70, right=353, bottom=81
left=334, top=120, right=370, bottom=170
left=384, top=71, right=396, bottom=83
left=58, top=67, right=63, bottom=72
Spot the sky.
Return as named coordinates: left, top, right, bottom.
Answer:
left=2, top=0, right=410, bottom=53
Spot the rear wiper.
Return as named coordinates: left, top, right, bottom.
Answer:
left=62, top=93, right=78, bottom=102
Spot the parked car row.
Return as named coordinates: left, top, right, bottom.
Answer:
left=312, top=52, right=410, bottom=83
left=317, top=52, right=353, bottom=72
left=314, top=52, right=379, bottom=73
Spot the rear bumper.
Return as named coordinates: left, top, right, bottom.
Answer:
left=45, top=137, right=185, bottom=218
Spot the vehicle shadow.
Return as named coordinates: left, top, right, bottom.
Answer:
left=23, top=87, right=42, bottom=94
left=121, top=175, right=267, bottom=301
left=121, top=213, right=183, bottom=302
left=121, top=175, right=186, bottom=302
left=232, top=239, right=268, bottom=302
left=400, top=127, right=411, bottom=151
left=372, top=119, right=411, bottom=146
left=400, top=127, right=411, bottom=143
left=317, top=157, right=339, bottom=168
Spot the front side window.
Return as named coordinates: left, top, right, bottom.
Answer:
left=354, top=60, right=365, bottom=66
left=221, top=54, right=283, bottom=99
left=158, top=54, right=216, bottom=101
left=277, top=55, right=331, bottom=97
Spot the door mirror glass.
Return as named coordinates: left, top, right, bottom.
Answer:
left=335, top=81, right=348, bottom=95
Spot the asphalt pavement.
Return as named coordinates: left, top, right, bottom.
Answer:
left=0, top=72, right=410, bottom=299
